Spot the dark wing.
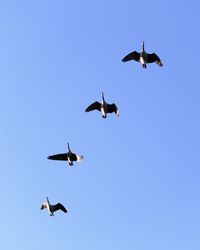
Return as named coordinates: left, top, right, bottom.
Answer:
left=107, top=103, right=119, bottom=114
left=147, top=53, right=163, bottom=66
left=52, top=203, right=67, bottom=213
left=85, top=101, right=101, bottom=112
left=47, top=153, right=68, bottom=161
left=122, top=51, right=140, bottom=62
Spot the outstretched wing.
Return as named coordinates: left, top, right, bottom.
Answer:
left=122, top=51, right=140, bottom=62
left=147, top=53, right=163, bottom=66
left=85, top=101, right=101, bottom=112
left=52, top=203, right=68, bottom=213
left=47, top=153, right=68, bottom=161
left=107, top=103, right=119, bottom=115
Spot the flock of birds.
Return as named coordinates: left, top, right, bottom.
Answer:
left=40, top=41, right=163, bottom=216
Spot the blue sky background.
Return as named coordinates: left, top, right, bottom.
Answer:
left=0, top=0, right=200, bottom=249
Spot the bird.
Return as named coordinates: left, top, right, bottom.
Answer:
left=122, top=41, right=163, bottom=68
left=47, top=143, right=84, bottom=166
left=40, top=197, right=67, bottom=216
left=85, top=92, right=119, bottom=118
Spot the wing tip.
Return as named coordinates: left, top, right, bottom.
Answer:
left=157, top=61, right=163, bottom=67
left=122, top=57, right=128, bottom=62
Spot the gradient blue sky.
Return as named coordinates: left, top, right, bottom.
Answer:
left=0, top=1, right=200, bottom=249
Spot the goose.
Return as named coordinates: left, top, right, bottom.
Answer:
left=40, top=197, right=67, bottom=216
left=122, top=41, right=163, bottom=68
left=85, top=92, right=119, bottom=118
left=47, top=143, right=84, bottom=166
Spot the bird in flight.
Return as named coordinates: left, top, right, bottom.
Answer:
left=122, top=41, right=163, bottom=68
left=47, top=143, right=84, bottom=166
left=85, top=92, right=119, bottom=118
left=40, top=197, right=67, bottom=216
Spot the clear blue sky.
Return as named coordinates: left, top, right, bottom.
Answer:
left=0, top=1, right=200, bottom=249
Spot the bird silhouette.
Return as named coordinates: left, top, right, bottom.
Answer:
left=40, top=197, right=67, bottom=216
left=122, top=41, right=163, bottom=68
left=47, top=143, right=84, bottom=166
left=85, top=92, right=119, bottom=118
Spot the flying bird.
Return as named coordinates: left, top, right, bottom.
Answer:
left=40, top=197, right=67, bottom=216
left=47, top=143, right=84, bottom=166
left=85, top=92, right=119, bottom=118
left=122, top=41, right=163, bottom=68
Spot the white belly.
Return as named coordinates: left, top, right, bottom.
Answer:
left=140, top=57, right=145, bottom=65
left=101, top=107, right=106, bottom=117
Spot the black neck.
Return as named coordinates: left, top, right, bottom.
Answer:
left=46, top=197, right=50, bottom=205
left=102, top=92, right=105, bottom=102
left=67, top=143, right=71, bottom=152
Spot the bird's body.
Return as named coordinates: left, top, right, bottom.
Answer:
left=47, top=143, right=84, bottom=166
left=140, top=49, right=148, bottom=68
left=41, top=197, right=67, bottom=216
left=101, top=97, right=107, bottom=118
left=85, top=92, right=119, bottom=118
left=122, top=41, right=163, bottom=68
